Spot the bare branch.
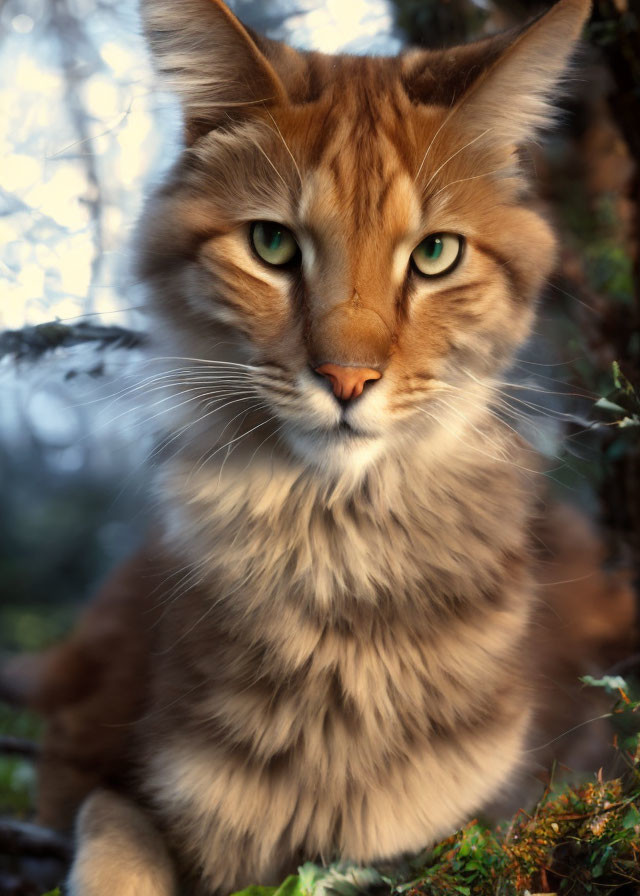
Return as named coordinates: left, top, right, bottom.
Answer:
left=50, top=0, right=105, bottom=315
left=0, top=737, right=40, bottom=760
left=0, top=322, right=147, bottom=362
left=0, top=818, right=70, bottom=861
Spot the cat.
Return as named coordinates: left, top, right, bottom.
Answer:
left=7, top=0, right=637, bottom=893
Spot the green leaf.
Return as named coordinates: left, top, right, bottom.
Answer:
left=612, top=361, right=631, bottom=394
left=621, top=806, right=640, bottom=829
left=231, top=886, right=278, bottom=896
left=274, top=876, right=304, bottom=896
left=591, top=845, right=613, bottom=878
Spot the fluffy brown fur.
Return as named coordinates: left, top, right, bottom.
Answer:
left=7, top=1, right=638, bottom=894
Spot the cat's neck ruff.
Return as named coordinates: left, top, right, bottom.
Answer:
left=158, top=417, right=534, bottom=614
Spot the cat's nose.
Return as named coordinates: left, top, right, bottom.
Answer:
left=314, top=363, right=382, bottom=401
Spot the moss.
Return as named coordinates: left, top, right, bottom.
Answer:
left=0, top=705, right=42, bottom=816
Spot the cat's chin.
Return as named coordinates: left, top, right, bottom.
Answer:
left=283, top=423, right=385, bottom=477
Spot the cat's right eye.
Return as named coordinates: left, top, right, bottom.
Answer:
left=411, top=233, right=464, bottom=278
left=251, top=221, right=300, bottom=267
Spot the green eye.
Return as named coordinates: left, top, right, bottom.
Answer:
left=251, top=221, right=299, bottom=267
left=411, top=233, right=463, bottom=277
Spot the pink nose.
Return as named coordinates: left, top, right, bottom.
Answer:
left=314, top=363, right=382, bottom=401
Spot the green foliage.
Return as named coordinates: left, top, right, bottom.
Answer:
left=606, top=361, right=640, bottom=424
left=0, top=704, right=42, bottom=816
left=231, top=865, right=386, bottom=896
left=0, top=753, right=36, bottom=816
left=594, top=361, right=640, bottom=473
left=0, top=604, right=75, bottom=654
left=568, top=197, right=635, bottom=307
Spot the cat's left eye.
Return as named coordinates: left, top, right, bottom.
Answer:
left=251, top=221, right=299, bottom=267
left=411, top=233, right=464, bottom=278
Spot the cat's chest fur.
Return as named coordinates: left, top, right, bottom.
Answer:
left=158, top=432, right=532, bottom=611
left=141, top=440, right=535, bottom=890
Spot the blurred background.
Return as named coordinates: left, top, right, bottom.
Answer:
left=0, top=0, right=638, bottom=891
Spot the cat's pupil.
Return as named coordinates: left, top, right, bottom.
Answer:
left=423, top=237, right=443, bottom=260
left=265, top=226, right=282, bottom=250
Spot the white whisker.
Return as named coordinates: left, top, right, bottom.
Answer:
left=422, top=128, right=493, bottom=194
left=265, top=108, right=302, bottom=186
left=430, top=167, right=506, bottom=199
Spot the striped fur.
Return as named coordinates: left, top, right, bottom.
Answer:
left=65, top=1, right=595, bottom=893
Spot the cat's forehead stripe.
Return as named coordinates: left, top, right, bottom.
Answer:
left=282, top=81, right=418, bottom=238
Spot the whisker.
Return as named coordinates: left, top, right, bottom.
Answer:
left=422, top=128, right=493, bottom=194
left=546, top=280, right=602, bottom=316
left=246, top=131, right=288, bottom=190
left=511, top=356, right=584, bottom=368
left=187, top=402, right=273, bottom=481
left=413, top=102, right=466, bottom=182
left=148, top=393, right=261, bottom=465
left=100, top=391, right=260, bottom=507
left=206, top=414, right=278, bottom=464
left=419, top=402, right=549, bottom=475
left=430, top=167, right=506, bottom=199
left=139, top=355, right=263, bottom=370
left=524, top=712, right=613, bottom=754
left=69, top=369, right=255, bottom=410
left=265, top=108, right=302, bottom=186
left=463, top=368, right=596, bottom=402
left=92, top=385, right=256, bottom=438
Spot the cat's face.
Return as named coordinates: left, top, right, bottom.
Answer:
left=138, top=0, right=588, bottom=475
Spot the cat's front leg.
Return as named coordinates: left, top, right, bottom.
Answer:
left=67, top=789, right=177, bottom=896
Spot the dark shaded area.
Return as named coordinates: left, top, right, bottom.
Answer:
left=0, top=438, right=146, bottom=652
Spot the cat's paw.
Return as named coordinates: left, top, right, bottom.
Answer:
left=67, top=789, right=177, bottom=896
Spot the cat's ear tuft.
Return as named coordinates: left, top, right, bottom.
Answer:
left=141, top=0, right=288, bottom=143
left=454, top=0, right=592, bottom=147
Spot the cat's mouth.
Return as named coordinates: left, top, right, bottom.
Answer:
left=334, top=420, right=370, bottom=440
left=283, top=415, right=384, bottom=472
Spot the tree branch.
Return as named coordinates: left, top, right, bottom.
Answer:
left=0, top=818, right=70, bottom=861
left=0, top=737, right=40, bottom=760
left=0, top=322, right=147, bottom=362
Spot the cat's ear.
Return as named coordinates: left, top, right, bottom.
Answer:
left=141, top=0, right=288, bottom=142
left=404, top=0, right=591, bottom=147
left=453, top=0, right=591, bottom=146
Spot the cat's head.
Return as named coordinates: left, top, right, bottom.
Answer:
left=137, top=0, right=590, bottom=478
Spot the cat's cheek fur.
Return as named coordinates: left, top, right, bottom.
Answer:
left=199, top=242, right=295, bottom=345
left=499, top=208, right=558, bottom=302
